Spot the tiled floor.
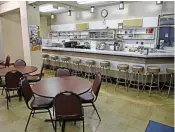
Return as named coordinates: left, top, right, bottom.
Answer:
left=0, top=70, right=174, bottom=132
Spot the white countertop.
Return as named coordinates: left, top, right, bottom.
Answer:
left=42, top=47, right=174, bottom=58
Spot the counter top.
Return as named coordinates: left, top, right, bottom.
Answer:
left=42, top=47, right=174, bottom=58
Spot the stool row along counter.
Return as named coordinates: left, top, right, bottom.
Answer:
left=42, top=54, right=174, bottom=97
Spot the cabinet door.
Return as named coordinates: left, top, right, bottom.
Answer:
left=143, top=17, right=158, bottom=27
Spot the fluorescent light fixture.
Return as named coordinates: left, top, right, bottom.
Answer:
left=119, top=1, right=124, bottom=10
left=77, top=1, right=105, bottom=5
left=91, top=6, right=94, bottom=13
left=39, top=4, right=66, bottom=13
left=51, top=14, right=54, bottom=19
left=68, top=10, right=71, bottom=16
left=156, top=1, right=163, bottom=5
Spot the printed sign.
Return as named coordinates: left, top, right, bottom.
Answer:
left=29, top=25, right=42, bottom=51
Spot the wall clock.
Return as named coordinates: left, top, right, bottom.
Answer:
left=101, top=9, right=108, bottom=18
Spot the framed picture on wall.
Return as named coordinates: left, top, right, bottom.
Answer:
left=118, top=23, right=123, bottom=29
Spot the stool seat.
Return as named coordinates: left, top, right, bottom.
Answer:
left=61, top=57, right=70, bottom=62
left=43, top=54, right=50, bottom=58
left=166, top=68, right=174, bottom=73
left=147, top=66, right=160, bottom=73
left=51, top=56, right=58, bottom=60
left=117, top=64, right=129, bottom=71
left=86, top=60, right=95, bottom=66
left=100, top=61, right=110, bottom=67
left=131, top=65, right=144, bottom=73
left=73, top=59, right=81, bottom=64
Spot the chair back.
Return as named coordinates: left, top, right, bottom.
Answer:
left=55, top=68, right=71, bottom=77
left=5, top=70, right=23, bottom=90
left=39, top=63, right=44, bottom=80
left=20, top=77, right=34, bottom=110
left=92, top=72, right=102, bottom=101
left=54, top=91, right=82, bottom=118
left=14, top=59, right=26, bottom=66
left=5, top=55, right=10, bottom=67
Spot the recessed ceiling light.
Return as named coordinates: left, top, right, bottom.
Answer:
left=39, top=4, right=66, bottom=13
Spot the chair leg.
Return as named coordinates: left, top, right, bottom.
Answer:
left=92, top=102, right=101, bottom=121
left=32, top=110, right=35, bottom=117
left=1, top=87, right=4, bottom=95
left=55, top=118, right=57, bottom=132
left=83, top=119, right=85, bottom=132
left=48, top=109, right=55, bottom=130
left=25, top=110, right=33, bottom=131
left=5, top=89, right=9, bottom=110
left=61, top=121, right=66, bottom=132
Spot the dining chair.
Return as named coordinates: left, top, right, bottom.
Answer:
left=27, top=63, right=44, bottom=84
left=80, top=72, right=102, bottom=121
left=54, top=91, right=84, bottom=132
left=55, top=68, right=71, bottom=77
left=14, top=59, right=26, bottom=66
left=20, top=76, right=54, bottom=131
left=0, top=77, right=5, bottom=95
left=5, top=70, right=23, bottom=109
left=0, top=55, right=13, bottom=68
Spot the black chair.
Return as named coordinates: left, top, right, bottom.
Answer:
left=27, top=63, right=44, bottom=83
left=5, top=70, right=23, bottom=109
left=14, top=59, right=26, bottom=66
left=55, top=68, right=71, bottom=77
left=80, top=72, right=102, bottom=121
left=20, top=77, right=54, bottom=131
left=54, top=91, right=84, bottom=132
left=0, top=77, right=5, bottom=95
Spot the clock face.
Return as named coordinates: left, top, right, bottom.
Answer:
left=101, top=9, right=108, bottom=18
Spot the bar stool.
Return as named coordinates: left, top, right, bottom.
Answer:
left=61, top=56, right=71, bottom=70
left=128, top=65, right=144, bottom=95
left=50, top=55, right=59, bottom=71
left=161, top=68, right=174, bottom=97
left=143, top=66, right=161, bottom=96
left=85, top=60, right=96, bottom=80
left=100, top=61, right=112, bottom=84
left=116, top=64, right=129, bottom=90
left=42, top=54, right=50, bottom=67
left=72, top=58, right=82, bottom=76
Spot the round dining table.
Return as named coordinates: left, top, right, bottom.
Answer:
left=32, top=76, right=92, bottom=98
left=0, top=66, right=38, bottom=76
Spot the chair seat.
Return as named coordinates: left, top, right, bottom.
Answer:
left=30, top=97, right=53, bottom=110
left=7, top=87, right=21, bottom=91
left=27, top=76, right=40, bottom=83
left=80, top=92, right=94, bottom=103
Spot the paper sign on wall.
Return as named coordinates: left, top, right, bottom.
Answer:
left=29, top=25, right=42, bottom=51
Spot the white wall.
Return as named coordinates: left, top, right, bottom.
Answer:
left=40, top=16, right=50, bottom=38
left=1, top=11, right=24, bottom=62
left=52, top=1, right=174, bottom=25
left=27, top=5, right=42, bottom=73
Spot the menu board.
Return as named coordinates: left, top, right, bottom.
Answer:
left=29, top=25, right=42, bottom=51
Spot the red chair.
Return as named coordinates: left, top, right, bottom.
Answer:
left=54, top=91, right=84, bottom=132
left=5, top=70, right=23, bottom=109
left=55, top=68, right=71, bottom=77
left=20, top=77, right=54, bottom=131
left=14, top=59, right=26, bottom=66
left=80, top=72, right=102, bottom=121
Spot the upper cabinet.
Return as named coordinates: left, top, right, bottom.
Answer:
left=142, top=17, right=158, bottom=27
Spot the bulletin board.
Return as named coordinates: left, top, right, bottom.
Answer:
left=29, top=25, right=42, bottom=51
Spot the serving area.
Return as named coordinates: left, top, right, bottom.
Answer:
left=42, top=47, right=174, bottom=79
